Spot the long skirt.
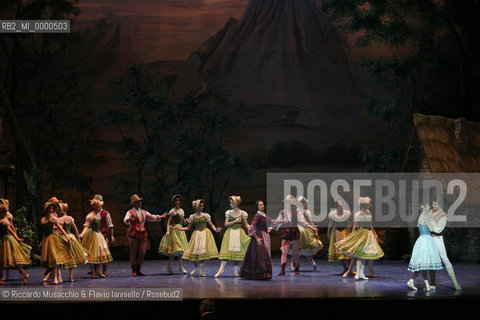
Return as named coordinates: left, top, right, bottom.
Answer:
left=158, top=225, right=188, bottom=256
left=41, top=234, right=72, bottom=267
left=408, top=235, right=443, bottom=272
left=328, top=227, right=352, bottom=262
left=0, top=235, right=31, bottom=267
left=239, top=233, right=272, bottom=280
left=335, top=228, right=384, bottom=260
left=218, top=227, right=251, bottom=261
left=82, top=229, right=113, bottom=264
left=60, top=234, right=89, bottom=268
left=182, top=229, right=218, bottom=261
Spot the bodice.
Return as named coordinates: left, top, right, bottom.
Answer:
left=193, top=216, right=207, bottom=231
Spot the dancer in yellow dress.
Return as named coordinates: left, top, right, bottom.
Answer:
left=288, top=196, right=323, bottom=271
left=215, top=195, right=251, bottom=277
left=328, top=199, right=355, bottom=277
left=91, top=195, right=115, bottom=277
left=58, top=203, right=89, bottom=282
left=335, top=196, right=384, bottom=280
left=80, top=197, right=113, bottom=278
left=0, top=199, right=31, bottom=284
left=40, top=201, right=72, bottom=284
left=158, top=195, right=189, bottom=274
left=176, top=199, right=222, bottom=277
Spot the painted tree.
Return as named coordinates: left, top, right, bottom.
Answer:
left=0, top=0, right=97, bottom=217
left=166, top=89, right=251, bottom=225
left=322, top=0, right=480, bottom=170
left=105, top=65, right=169, bottom=206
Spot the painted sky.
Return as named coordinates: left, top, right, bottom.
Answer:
left=76, top=0, right=249, bottom=62
left=75, top=0, right=387, bottom=63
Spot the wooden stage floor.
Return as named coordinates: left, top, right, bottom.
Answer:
left=2, top=257, right=479, bottom=318
left=1, top=257, right=479, bottom=298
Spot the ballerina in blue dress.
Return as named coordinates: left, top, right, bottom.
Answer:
left=407, top=204, right=443, bottom=291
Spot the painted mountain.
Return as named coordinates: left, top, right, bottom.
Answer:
left=172, top=0, right=360, bottom=127
left=79, top=12, right=144, bottom=84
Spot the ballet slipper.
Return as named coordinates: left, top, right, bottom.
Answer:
left=179, top=259, right=188, bottom=274
left=190, top=267, right=199, bottom=276
left=215, top=261, right=226, bottom=278
left=359, top=262, right=368, bottom=280
left=234, top=265, right=240, bottom=277
left=199, top=263, right=206, bottom=277
left=424, top=280, right=431, bottom=291
left=407, top=279, right=417, bottom=290
left=167, top=259, right=174, bottom=274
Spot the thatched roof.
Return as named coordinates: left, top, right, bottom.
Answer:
left=403, top=113, right=480, bottom=172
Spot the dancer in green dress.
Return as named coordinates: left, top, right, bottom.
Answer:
left=158, top=194, right=189, bottom=274
left=176, top=199, right=222, bottom=277
left=215, top=195, right=251, bottom=277
left=40, top=200, right=73, bottom=284
left=0, top=199, right=31, bottom=285
left=80, top=198, right=113, bottom=278
left=335, top=197, right=384, bottom=280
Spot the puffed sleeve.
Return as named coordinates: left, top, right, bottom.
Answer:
left=86, top=214, right=94, bottom=224
left=106, top=213, right=114, bottom=228
left=242, top=211, right=248, bottom=221
left=204, top=213, right=211, bottom=221
left=188, top=215, right=194, bottom=224
left=304, top=209, right=313, bottom=220
left=145, top=211, right=159, bottom=222
left=48, top=215, right=59, bottom=224
left=169, top=208, right=176, bottom=216
left=0, top=219, right=10, bottom=227
left=353, top=211, right=361, bottom=222
left=275, top=210, right=286, bottom=230
left=123, top=210, right=132, bottom=225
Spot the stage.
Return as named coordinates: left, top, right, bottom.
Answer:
left=2, top=257, right=479, bottom=318
left=1, top=258, right=479, bottom=299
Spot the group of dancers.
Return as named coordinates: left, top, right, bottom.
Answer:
left=0, top=193, right=461, bottom=290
